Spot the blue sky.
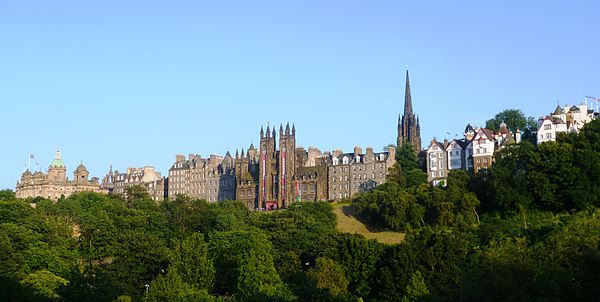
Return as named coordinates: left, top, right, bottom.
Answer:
left=1, top=1, right=599, bottom=189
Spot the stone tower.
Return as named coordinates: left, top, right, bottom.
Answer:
left=278, top=123, right=296, bottom=208
left=397, top=70, right=422, bottom=152
left=73, top=162, right=89, bottom=184
left=259, top=125, right=277, bottom=208
left=47, top=149, right=67, bottom=181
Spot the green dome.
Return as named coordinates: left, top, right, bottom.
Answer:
left=49, top=149, right=66, bottom=169
left=50, top=158, right=66, bottom=168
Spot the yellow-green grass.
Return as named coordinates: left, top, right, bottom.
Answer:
left=333, top=203, right=405, bottom=245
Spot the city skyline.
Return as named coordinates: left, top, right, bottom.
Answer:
left=2, top=1, right=599, bottom=189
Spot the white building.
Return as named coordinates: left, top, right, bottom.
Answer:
left=537, top=103, right=596, bottom=145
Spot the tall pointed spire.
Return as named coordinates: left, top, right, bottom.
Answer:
left=397, top=69, right=421, bottom=152
left=404, top=69, right=413, bottom=116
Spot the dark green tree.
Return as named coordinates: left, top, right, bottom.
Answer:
left=485, top=108, right=536, bottom=132
left=170, top=232, right=215, bottom=292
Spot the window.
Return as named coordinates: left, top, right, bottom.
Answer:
left=439, top=161, right=444, bottom=169
left=544, top=124, right=551, bottom=130
left=430, top=160, right=437, bottom=168
left=440, top=171, right=444, bottom=176
left=546, top=133, right=552, bottom=139
left=432, top=171, right=437, bottom=177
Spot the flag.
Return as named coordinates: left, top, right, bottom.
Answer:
left=29, top=154, right=35, bottom=160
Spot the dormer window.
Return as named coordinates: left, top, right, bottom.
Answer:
left=342, top=156, right=349, bottom=165
left=333, top=158, right=339, bottom=165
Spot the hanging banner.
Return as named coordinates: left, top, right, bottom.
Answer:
left=282, top=148, right=286, bottom=203
left=262, top=150, right=266, bottom=202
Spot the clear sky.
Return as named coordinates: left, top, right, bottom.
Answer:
left=1, top=1, right=599, bottom=190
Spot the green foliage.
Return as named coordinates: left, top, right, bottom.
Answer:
left=208, top=227, right=289, bottom=300
left=305, top=257, right=349, bottom=301
left=20, top=270, right=68, bottom=301
left=0, top=189, right=16, bottom=200
left=353, top=182, right=424, bottom=231
left=334, top=234, right=383, bottom=298
left=257, top=202, right=337, bottom=257
left=145, top=268, right=213, bottom=302
left=485, top=108, right=535, bottom=132
left=387, top=143, right=427, bottom=188
left=170, top=232, right=215, bottom=291
left=110, top=230, right=169, bottom=295
left=401, top=271, right=429, bottom=302
left=473, top=120, right=600, bottom=213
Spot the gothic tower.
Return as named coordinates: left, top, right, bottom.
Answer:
left=278, top=123, right=296, bottom=208
left=397, top=70, right=422, bottom=152
left=259, top=125, right=277, bottom=208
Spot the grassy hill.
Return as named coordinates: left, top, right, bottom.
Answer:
left=332, top=203, right=405, bottom=244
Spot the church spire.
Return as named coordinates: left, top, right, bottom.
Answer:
left=397, top=69, right=422, bottom=152
left=404, top=69, right=413, bottom=116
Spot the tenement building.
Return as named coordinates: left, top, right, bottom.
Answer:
left=168, top=153, right=236, bottom=202
left=327, top=146, right=396, bottom=201
left=16, top=149, right=104, bottom=201
left=104, top=166, right=167, bottom=202
left=397, top=70, right=422, bottom=152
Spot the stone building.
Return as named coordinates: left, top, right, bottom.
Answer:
left=234, top=144, right=259, bottom=208
left=397, top=70, right=422, bottom=152
left=327, top=146, right=396, bottom=201
left=258, top=123, right=298, bottom=209
left=425, top=139, right=448, bottom=186
left=107, top=166, right=166, bottom=202
left=166, top=124, right=397, bottom=208
left=234, top=127, right=330, bottom=209
left=295, top=147, right=329, bottom=202
left=168, top=153, right=235, bottom=202
left=16, top=149, right=104, bottom=201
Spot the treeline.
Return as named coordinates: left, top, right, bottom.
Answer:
left=2, top=190, right=429, bottom=302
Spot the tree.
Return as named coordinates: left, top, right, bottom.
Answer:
left=109, top=230, right=169, bottom=295
left=335, top=234, right=382, bottom=299
left=20, top=270, right=69, bottom=301
left=145, top=268, right=213, bottom=302
left=0, top=189, right=15, bottom=201
left=485, top=109, right=536, bottom=132
left=169, top=232, right=215, bottom=292
left=208, top=228, right=288, bottom=300
left=388, top=143, right=427, bottom=189
left=401, top=271, right=429, bottom=302
left=305, top=257, right=349, bottom=301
